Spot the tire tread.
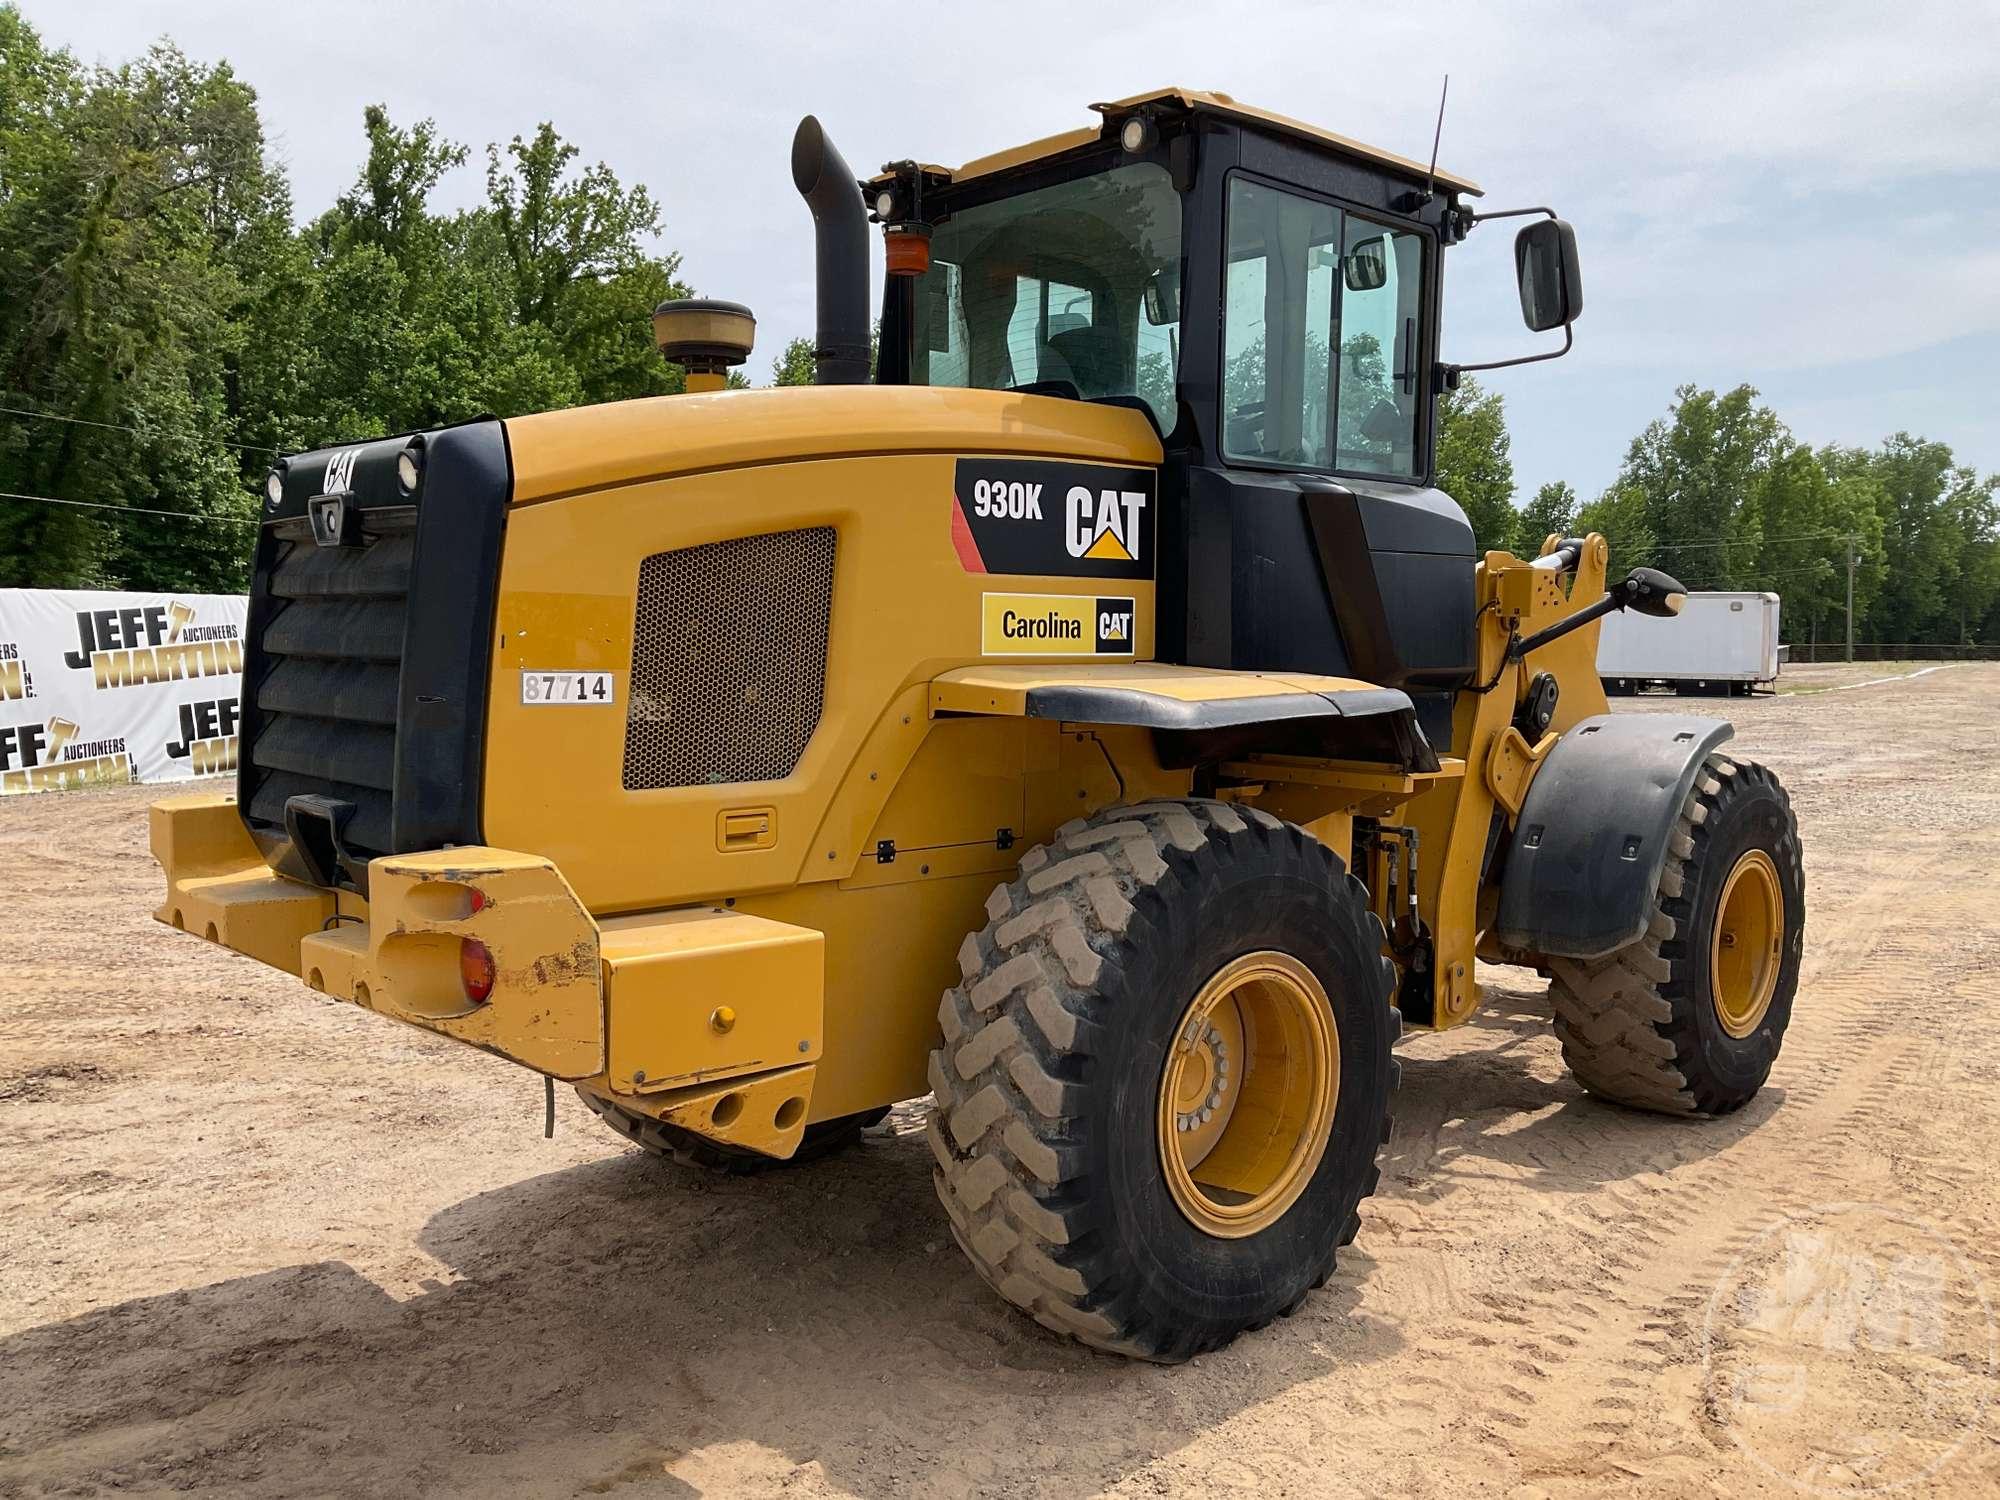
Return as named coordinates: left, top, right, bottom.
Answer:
left=1547, top=753, right=1803, bottom=1116
left=928, top=798, right=1398, bottom=1360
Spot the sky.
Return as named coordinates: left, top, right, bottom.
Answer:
left=23, top=0, right=2000, bottom=505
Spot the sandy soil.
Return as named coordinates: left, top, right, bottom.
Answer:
left=4, top=664, right=1998, bottom=1498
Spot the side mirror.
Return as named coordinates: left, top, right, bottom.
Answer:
left=1344, top=236, right=1389, bottom=292
left=1515, top=218, right=1583, bottom=332
left=1619, top=566, right=1686, bottom=618
left=1142, top=266, right=1180, bottom=325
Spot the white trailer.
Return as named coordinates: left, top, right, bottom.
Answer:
left=1598, top=591, right=1781, bottom=696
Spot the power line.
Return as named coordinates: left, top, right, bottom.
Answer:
left=1733, top=568, right=1841, bottom=586
left=0, top=400, right=279, bottom=455
left=0, top=490, right=260, bottom=527
left=1647, top=530, right=1853, bottom=555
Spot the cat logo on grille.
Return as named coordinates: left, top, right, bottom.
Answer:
left=322, top=447, right=361, bottom=496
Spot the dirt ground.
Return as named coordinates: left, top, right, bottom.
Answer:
left=4, top=662, right=1999, bottom=1498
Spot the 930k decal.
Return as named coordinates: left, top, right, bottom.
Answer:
left=951, top=459, right=1156, bottom=581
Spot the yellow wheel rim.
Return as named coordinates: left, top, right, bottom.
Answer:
left=1157, top=951, right=1339, bottom=1239
left=1711, top=848, right=1784, bottom=1038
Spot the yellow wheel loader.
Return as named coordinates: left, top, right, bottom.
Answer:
left=152, top=89, right=1804, bottom=1361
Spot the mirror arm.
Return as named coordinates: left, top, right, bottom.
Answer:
left=1464, top=204, right=1557, bottom=228
left=1438, top=322, right=1573, bottom=384
left=1509, top=587, right=1623, bottom=663
left=1510, top=565, right=1689, bottom=662
left=1448, top=202, right=1555, bottom=240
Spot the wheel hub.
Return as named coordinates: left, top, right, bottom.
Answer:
left=1712, top=848, right=1783, bottom=1038
left=1157, top=951, right=1339, bottom=1239
left=1171, top=1002, right=1239, bottom=1138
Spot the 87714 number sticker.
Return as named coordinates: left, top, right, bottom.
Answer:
left=521, top=670, right=615, bottom=705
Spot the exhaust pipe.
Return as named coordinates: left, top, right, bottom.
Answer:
left=791, top=115, right=871, bottom=386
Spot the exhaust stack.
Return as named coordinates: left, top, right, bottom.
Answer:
left=790, top=116, right=871, bottom=386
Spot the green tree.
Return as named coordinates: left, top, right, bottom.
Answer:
left=771, top=335, right=815, bottom=386
left=1516, top=480, right=1577, bottom=557
left=1601, top=385, right=1898, bottom=645
left=769, top=326, right=877, bottom=387
left=1599, top=380, right=1999, bottom=645
left=335, top=104, right=465, bottom=258
left=485, top=122, right=688, bottom=406
left=1613, top=384, right=1783, bottom=590
left=0, top=4, right=702, bottom=590
left=1858, top=434, right=1997, bottom=643
left=0, top=15, right=286, bottom=589
left=274, top=108, right=580, bottom=444
left=1743, top=440, right=1883, bottom=645
left=1573, top=484, right=1657, bottom=572
left=1434, top=375, right=1516, bottom=553
left=1136, top=346, right=1174, bottom=422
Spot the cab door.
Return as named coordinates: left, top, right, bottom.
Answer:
left=1173, top=169, right=1475, bottom=748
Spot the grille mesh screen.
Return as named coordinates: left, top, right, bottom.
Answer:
left=623, top=526, right=837, bottom=790
left=246, top=527, right=412, bottom=862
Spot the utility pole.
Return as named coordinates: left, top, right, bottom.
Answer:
left=1845, top=535, right=1856, bottom=663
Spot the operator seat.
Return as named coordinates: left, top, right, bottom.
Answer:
left=1047, top=323, right=1124, bottom=399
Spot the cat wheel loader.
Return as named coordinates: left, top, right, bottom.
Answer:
left=151, top=89, right=1804, bottom=1361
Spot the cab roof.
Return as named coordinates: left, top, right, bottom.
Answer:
left=879, top=87, right=1482, bottom=198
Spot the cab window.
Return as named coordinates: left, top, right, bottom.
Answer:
left=909, top=162, right=1183, bottom=431
left=1221, top=177, right=1427, bottom=478
left=1222, top=178, right=1337, bottom=467
left=1335, top=214, right=1425, bottom=476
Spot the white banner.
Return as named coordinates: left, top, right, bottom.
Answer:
left=0, top=587, right=248, bottom=795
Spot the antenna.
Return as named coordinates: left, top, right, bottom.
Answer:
left=1422, top=74, right=1450, bottom=203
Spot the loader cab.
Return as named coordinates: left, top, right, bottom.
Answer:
left=877, top=91, right=1468, bottom=468
left=874, top=90, right=1540, bottom=751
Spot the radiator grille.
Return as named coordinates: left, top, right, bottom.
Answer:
left=243, top=520, right=412, bottom=862
left=623, top=527, right=836, bottom=790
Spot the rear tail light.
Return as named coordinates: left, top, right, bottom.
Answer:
left=460, top=938, right=496, bottom=1004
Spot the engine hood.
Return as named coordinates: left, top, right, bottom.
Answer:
left=504, top=385, right=1162, bottom=506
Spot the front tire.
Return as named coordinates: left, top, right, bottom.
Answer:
left=1548, top=752, right=1804, bottom=1114
left=927, top=799, right=1398, bottom=1361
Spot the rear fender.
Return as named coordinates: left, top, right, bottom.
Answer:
left=929, top=662, right=1437, bottom=772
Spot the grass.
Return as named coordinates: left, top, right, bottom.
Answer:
left=1773, top=662, right=1962, bottom=695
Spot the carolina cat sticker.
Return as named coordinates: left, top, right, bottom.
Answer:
left=951, top=460, right=1156, bottom=580
left=981, top=594, right=1136, bottom=657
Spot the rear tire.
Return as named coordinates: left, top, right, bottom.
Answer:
left=579, top=1088, right=888, bottom=1173
left=927, top=799, right=1398, bottom=1361
left=1548, top=753, right=1803, bottom=1114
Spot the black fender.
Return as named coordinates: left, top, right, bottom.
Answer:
left=929, top=664, right=1440, bottom=773
left=1493, top=713, right=1735, bottom=960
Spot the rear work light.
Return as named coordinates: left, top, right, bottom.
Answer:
left=460, top=938, right=496, bottom=1004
